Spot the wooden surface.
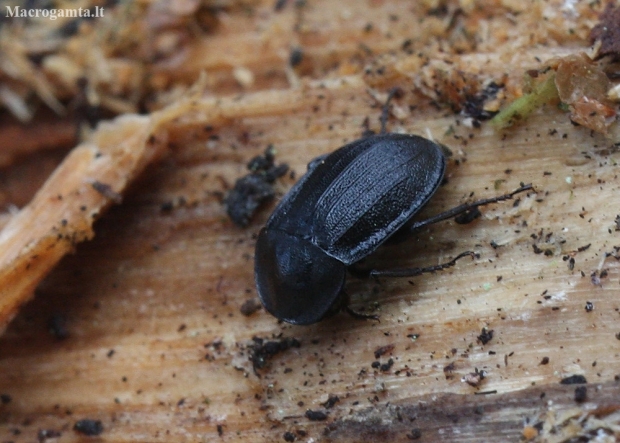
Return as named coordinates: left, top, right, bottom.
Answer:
left=0, top=1, right=619, bottom=442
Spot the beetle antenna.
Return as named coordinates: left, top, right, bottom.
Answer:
left=379, top=87, right=404, bottom=134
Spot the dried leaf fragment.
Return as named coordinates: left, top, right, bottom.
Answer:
left=555, top=53, right=616, bottom=133
left=492, top=52, right=617, bottom=133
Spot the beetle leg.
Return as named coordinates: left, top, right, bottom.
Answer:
left=407, top=183, right=533, bottom=233
left=368, top=251, right=476, bottom=278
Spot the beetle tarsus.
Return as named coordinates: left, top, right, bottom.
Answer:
left=369, top=251, right=475, bottom=278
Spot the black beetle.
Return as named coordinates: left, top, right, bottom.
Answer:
left=254, top=133, right=531, bottom=325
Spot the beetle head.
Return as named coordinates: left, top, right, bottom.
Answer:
left=255, top=228, right=346, bottom=325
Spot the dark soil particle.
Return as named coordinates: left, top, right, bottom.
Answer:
left=240, top=298, right=262, bottom=316
left=574, top=386, right=587, bottom=403
left=225, top=146, right=289, bottom=227
left=374, top=344, right=394, bottom=359
left=462, top=81, right=502, bottom=123
left=380, top=358, right=394, bottom=372
left=577, top=244, right=591, bottom=252
left=73, top=419, right=103, bottom=436
left=560, top=375, right=587, bottom=385
left=444, top=362, right=456, bottom=380
left=322, top=394, right=340, bottom=409
left=477, top=328, right=494, bottom=345
left=249, top=336, right=301, bottom=373
left=289, top=47, right=303, bottom=67
left=305, top=409, right=328, bottom=421
left=406, top=428, right=422, bottom=440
